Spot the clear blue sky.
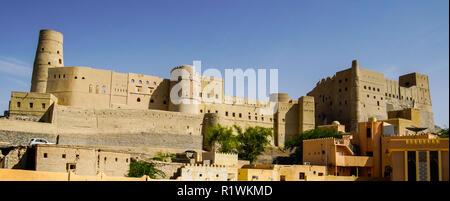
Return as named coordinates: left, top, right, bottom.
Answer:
left=0, top=0, right=448, bottom=127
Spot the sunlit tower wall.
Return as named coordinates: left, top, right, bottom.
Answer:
left=168, top=65, right=201, bottom=114
left=31, top=29, right=64, bottom=93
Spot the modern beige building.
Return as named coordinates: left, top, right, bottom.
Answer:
left=355, top=117, right=448, bottom=181
left=303, top=135, right=374, bottom=177
left=345, top=116, right=447, bottom=181
left=303, top=117, right=448, bottom=181
left=382, top=137, right=448, bottom=181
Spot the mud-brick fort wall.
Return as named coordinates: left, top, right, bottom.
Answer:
left=46, top=66, right=171, bottom=110
left=34, top=144, right=130, bottom=177
left=8, top=91, right=57, bottom=122
left=308, top=60, right=433, bottom=132
left=52, top=105, right=204, bottom=150
left=0, top=104, right=205, bottom=151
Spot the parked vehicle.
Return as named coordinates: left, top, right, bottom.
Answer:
left=29, top=138, right=54, bottom=146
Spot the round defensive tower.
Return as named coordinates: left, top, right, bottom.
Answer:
left=168, top=65, right=201, bottom=114
left=31, top=29, right=64, bottom=93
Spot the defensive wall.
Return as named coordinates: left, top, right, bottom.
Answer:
left=0, top=169, right=148, bottom=181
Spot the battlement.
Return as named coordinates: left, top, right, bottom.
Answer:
left=184, top=163, right=226, bottom=168
left=202, top=151, right=238, bottom=167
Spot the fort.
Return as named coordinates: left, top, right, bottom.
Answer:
left=0, top=29, right=436, bottom=156
left=307, top=60, right=434, bottom=132
left=0, top=29, right=446, bottom=181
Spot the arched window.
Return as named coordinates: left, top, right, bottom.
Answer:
left=89, top=85, right=93, bottom=93
left=96, top=85, right=100, bottom=94
left=102, top=85, right=107, bottom=93
left=131, top=79, right=135, bottom=83
left=137, top=98, right=141, bottom=102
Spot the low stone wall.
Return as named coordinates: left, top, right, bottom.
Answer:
left=0, top=169, right=148, bottom=181
left=306, top=175, right=378, bottom=181
left=0, top=130, right=57, bottom=146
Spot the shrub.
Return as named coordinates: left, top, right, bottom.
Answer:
left=127, top=160, right=165, bottom=179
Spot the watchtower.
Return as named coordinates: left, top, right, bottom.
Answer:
left=31, top=29, right=64, bottom=93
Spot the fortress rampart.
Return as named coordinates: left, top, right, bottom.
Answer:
left=1, top=29, right=436, bottom=154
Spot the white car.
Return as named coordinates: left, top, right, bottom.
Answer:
left=29, top=138, right=54, bottom=146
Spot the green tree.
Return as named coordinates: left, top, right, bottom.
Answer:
left=437, top=128, right=449, bottom=138
left=205, top=124, right=238, bottom=153
left=285, top=127, right=344, bottom=163
left=127, top=160, right=165, bottom=179
left=234, top=125, right=273, bottom=163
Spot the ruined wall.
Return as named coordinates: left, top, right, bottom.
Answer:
left=0, top=146, right=32, bottom=169
left=150, top=160, right=185, bottom=179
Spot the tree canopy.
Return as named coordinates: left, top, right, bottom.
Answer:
left=205, top=124, right=237, bottom=153
left=234, top=125, right=273, bottom=163
left=437, top=128, right=449, bottom=138
left=204, top=124, right=273, bottom=163
left=127, top=160, right=165, bottom=179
